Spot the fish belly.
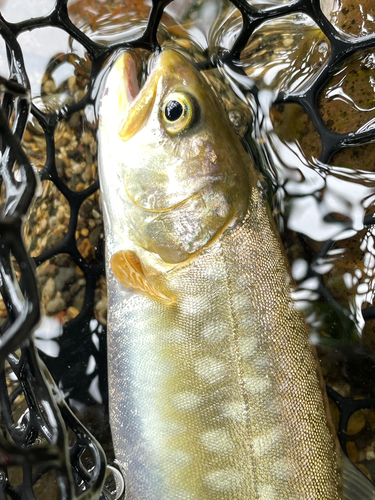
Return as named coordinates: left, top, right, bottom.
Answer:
left=106, top=188, right=340, bottom=500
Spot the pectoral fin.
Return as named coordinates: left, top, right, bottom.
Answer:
left=342, top=453, right=375, bottom=499
left=110, top=250, right=175, bottom=306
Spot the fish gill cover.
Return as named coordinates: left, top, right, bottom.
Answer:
left=0, top=0, right=374, bottom=498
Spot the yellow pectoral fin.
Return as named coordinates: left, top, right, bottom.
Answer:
left=110, top=250, right=175, bottom=306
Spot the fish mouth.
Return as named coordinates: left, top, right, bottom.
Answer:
left=113, top=51, right=158, bottom=143
left=115, top=51, right=141, bottom=108
left=113, top=49, right=194, bottom=142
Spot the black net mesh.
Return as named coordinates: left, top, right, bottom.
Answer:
left=0, top=0, right=375, bottom=498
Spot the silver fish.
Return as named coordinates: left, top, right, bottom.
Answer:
left=98, top=48, right=375, bottom=499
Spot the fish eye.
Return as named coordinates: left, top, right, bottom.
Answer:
left=162, top=92, right=195, bottom=134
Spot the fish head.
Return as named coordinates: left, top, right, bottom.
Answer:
left=99, top=49, right=253, bottom=266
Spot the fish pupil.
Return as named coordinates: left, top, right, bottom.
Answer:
left=165, top=100, right=184, bottom=121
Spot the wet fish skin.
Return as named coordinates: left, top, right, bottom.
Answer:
left=99, top=49, right=342, bottom=499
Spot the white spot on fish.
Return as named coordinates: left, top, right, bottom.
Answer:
left=232, top=290, right=251, bottom=311
left=243, top=374, right=271, bottom=394
left=221, top=401, right=246, bottom=423
left=200, top=323, right=229, bottom=342
left=258, top=483, right=278, bottom=500
left=200, top=429, right=234, bottom=454
left=269, top=457, right=292, bottom=481
left=181, top=295, right=207, bottom=315
left=194, top=356, right=227, bottom=384
left=166, top=327, right=189, bottom=344
left=204, top=469, right=244, bottom=492
left=252, top=429, right=280, bottom=457
left=168, top=449, right=193, bottom=468
left=160, top=421, right=185, bottom=436
left=169, top=487, right=197, bottom=500
left=172, top=392, right=202, bottom=412
left=237, top=336, right=258, bottom=358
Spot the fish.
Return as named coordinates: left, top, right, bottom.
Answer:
left=98, top=48, right=375, bottom=499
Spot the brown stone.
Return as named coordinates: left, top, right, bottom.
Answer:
left=78, top=238, right=95, bottom=262
left=347, top=410, right=366, bottom=435
left=346, top=441, right=359, bottom=463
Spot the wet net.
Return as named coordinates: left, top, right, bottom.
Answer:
left=0, top=0, right=375, bottom=498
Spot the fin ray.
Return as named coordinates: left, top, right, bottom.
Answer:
left=110, top=249, right=174, bottom=305
left=342, top=453, right=375, bottom=500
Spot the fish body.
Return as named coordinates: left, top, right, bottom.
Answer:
left=98, top=49, right=373, bottom=499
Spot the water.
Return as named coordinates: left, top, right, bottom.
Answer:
left=2, top=0, right=375, bottom=494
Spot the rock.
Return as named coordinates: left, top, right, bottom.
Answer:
left=78, top=238, right=95, bottom=261
left=55, top=267, right=76, bottom=292
left=42, top=277, right=56, bottom=304
left=61, top=291, right=71, bottom=304
left=347, top=410, right=366, bottom=435
left=331, top=382, right=351, bottom=398
left=46, top=229, right=66, bottom=248
left=88, top=225, right=102, bottom=247
left=73, top=287, right=85, bottom=311
left=46, top=296, right=66, bottom=315
left=346, top=441, right=359, bottom=463
left=49, top=216, right=59, bottom=230
left=328, top=400, right=339, bottom=431
left=356, top=463, right=372, bottom=480
left=70, top=281, right=83, bottom=296
left=53, top=254, right=71, bottom=267
left=95, top=297, right=107, bottom=325
left=67, top=306, right=79, bottom=319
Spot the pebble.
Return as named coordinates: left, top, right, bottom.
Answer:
left=356, top=463, right=372, bottom=480
left=347, top=410, right=366, bottom=435
left=65, top=306, right=80, bottom=321
left=89, top=225, right=102, bottom=247
left=43, top=80, right=56, bottom=94
left=55, top=267, right=76, bottom=292
left=78, top=238, right=95, bottom=261
left=54, top=254, right=71, bottom=267
left=46, top=296, right=66, bottom=315
left=49, top=216, right=59, bottom=230
left=0, top=299, right=7, bottom=319
left=42, top=277, right=56, bottom=304
left=68, top=75, right=78, bottom=95
left=346, top=441, right=359, bottom=463
left=72, top=162, right=85, bottom=175
left=331, top=382, right=351, bottom=398
left=70, top=281, right=84, bottom=296
left=84, top=164, right=93, bottom=183
left=81, top=132, right=92, bottom=145
left=95, top=298, right=107, bottom=325
left=329, top=400, right=339, bottom=431
left=46, top=229, right=66, bottom=249
left=73, top=288, right=85, bottom=311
